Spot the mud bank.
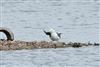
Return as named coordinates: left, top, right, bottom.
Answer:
left=0, top=40, right=99, bottom=50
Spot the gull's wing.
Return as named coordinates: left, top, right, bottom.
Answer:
left=43, top=30, right=51, bottom=37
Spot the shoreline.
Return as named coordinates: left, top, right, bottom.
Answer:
left=0, top=40, right=99, bottom=50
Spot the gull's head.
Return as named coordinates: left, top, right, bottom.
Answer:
left=49, top=28, right=56, bottom=33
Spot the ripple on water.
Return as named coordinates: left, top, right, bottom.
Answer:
left=0, top=46, right=99, bottom=67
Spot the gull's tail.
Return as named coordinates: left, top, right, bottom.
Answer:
left=57, top=33, right=62, bottom=38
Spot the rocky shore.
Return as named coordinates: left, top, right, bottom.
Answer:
left=0, top=40, right=99, bottom=50
left=0, top=27, right=99, bottom=50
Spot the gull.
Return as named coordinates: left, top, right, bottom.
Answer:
left=43, top=29, right=61, bottom=41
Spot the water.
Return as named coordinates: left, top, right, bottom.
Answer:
left=0, top=0, right=100, bottom=67
left=0, top=46, right=100, bottom=67
left=0, top=0, right=100, bottom=43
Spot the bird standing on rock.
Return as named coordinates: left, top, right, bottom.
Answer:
left=43, top=29, right=61, bottom=41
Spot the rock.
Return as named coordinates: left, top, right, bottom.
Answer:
left=72, top=43, right=82, bottom=48
left=0, top=40, right=99, bottom=50
left=94, top=43, right=100, bottom=46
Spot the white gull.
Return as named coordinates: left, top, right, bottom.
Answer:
left=43, top=29, right=61, bottom=41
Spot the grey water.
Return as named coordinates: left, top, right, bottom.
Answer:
left=0, top=0, right=100, bottom=67
left=0, top=46, right=100, bottom=67
left=0, top=0, right=100, bottom=43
